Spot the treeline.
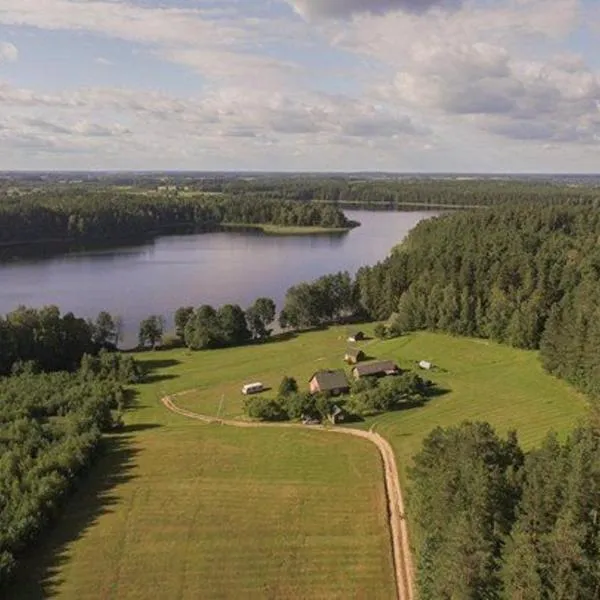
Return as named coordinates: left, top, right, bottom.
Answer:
left=144, top=298, right=277, bottom=351
left=280, top=272, right=358, bottom=329
left=0, top=351, right=141, bottom=587
left=354, top=204, right=600, bottom=398
left=0, top=306, right=123, bottom=376
left=191, top=178, right=600, bottom=208
left=411, top=421, right=600, bottom=599
left=0, top=191, right=352, bottom=248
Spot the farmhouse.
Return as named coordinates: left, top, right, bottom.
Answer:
left=352, top=360, right=400, bottom=379
left=347, top=331, right=365, bottom=343
left=309, top=370, right=350, bottom=396
left=344, top=348, right=366, bottom=364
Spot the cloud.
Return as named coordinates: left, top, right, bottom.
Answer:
left=289, top=0, right=462, bottom=20
left=0, top=42, right=18, bottom=63
left=95, top=57, right=113, bottom=66
left=0, top=81, right=425, bottom=148
left=387, top=39, right=600, bottom=143
left=0, top=0, right=301, bottom=86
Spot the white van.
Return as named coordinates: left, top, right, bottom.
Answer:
left=242, top=382, right=264, bottom=395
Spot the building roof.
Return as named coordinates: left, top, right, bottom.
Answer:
left=310, top=369, right=349, bottom=391
left=352, top=360, right=399, bottom=377
left=345, top=348, right=365, bottom=358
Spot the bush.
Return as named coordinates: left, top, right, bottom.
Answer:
left=280, top=392, right=315, bottom=420
left=243, top=397, right=288, bottom=421
left=278, top=376, right=299, bottom=397
left=374, top=323, right=387, bottom=339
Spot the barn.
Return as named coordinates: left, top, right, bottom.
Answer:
left=309, top=370, right=350, bottom=396
left=352, top=360, right=400, bottom=379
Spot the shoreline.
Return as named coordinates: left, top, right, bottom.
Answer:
left=221, top=222, right=355, bottom=235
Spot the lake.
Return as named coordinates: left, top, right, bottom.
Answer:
left=0, top=210, right=436, bottom=345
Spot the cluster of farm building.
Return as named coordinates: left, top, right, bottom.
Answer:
left=242, top=331, right=434, bottom=424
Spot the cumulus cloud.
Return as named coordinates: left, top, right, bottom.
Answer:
left=0, top=42, right=18, bottom=63
left=387, top=38, right=600, bottom=143
left=0, top=81, right=425, bottom=148
left=0, top=0, right=303, bottom=86
left=289, top=0, right=462, bottom=19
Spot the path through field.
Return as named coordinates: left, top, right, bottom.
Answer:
left=162, top=393, right=414, bottom=600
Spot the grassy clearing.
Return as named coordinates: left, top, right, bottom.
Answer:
left=8, top=330, right=395, bottom=600
left=170, top=327, right=589, bottom=479
left=8, top=327, right=589, bottom=598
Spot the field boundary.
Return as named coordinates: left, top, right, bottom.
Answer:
left=161, top=392, right=414, bottom=600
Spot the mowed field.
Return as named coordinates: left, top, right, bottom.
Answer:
left=7, top=330, right=397, bottom=599
left=7, top=327, right=589, bottom=599
left=168, top=327, right=589, bottom=479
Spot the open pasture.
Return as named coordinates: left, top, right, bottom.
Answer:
left=8, top=326, right=588, bottom=598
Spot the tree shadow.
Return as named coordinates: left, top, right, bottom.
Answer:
left=118, top=423, right=162, bottom=434
left=137, top=358, right=181, bottom=385
left=143, top=373, right=179, bottom=384
left=390, top=386, right=452, bottom=413
left=426, top=386, right=452, bottom=399
left=5, top=434, right=142, bottom=599
left=260, top=331, right=298, bottom=345
left=361, top=354, right=378, bottom=362
left=339, top=413, right=365, bottom=424
left=139, top=358, right=181, bottom=371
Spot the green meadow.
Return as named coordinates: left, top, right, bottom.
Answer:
left=7, top=327, right=589, bottom=598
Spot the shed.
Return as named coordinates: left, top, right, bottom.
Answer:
left=328, top=404, right=347, bottom=425
left=419, top=360, right=433, bottom=370
left=352, top=360, right=400, bottom=379
left=309, top=370, right=350, bottom=396
left=344, top=348, right=366, bottom=365
left=347, top=331, right=365, bottom=343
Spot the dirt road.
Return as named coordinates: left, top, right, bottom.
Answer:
left=161, top=393, right=414, bottom=600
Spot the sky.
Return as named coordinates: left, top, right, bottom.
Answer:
left=0, top=0, right=599, bottom=172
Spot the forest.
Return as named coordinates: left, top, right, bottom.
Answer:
left=0, top=190, right=352, bottom=249
left=411, top=421, right=600, bottom=599
left=0, top=350, right=141, bottom=587
left=0, top=304, right=142, bottom=587
left=0, top=306, right=123, bottom=376
left=186, top=177, right=600, bottom=208
left=354, top=204, right=600, bottom=399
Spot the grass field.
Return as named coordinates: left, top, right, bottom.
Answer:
left=168, top=327, right=589, bottom=480
left=7, top=327, right=590, bottom=598
left=8, top=331, right=395, bottom=599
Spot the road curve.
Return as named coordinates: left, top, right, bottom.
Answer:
left=161, top=393, right=414, bottom=600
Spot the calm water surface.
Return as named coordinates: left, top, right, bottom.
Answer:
left=0, top=210, right=436, bottom=344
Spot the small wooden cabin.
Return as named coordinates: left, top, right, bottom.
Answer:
left=344, top=348, right=366, bottom=365
left=347, top=331, right=365, bottom=343
left=309, top=370, right=350, bottom=396
left=352, top=361, right=400, bottom=379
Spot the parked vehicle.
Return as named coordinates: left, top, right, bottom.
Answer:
left=242, top=382, right=265, bottom=395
